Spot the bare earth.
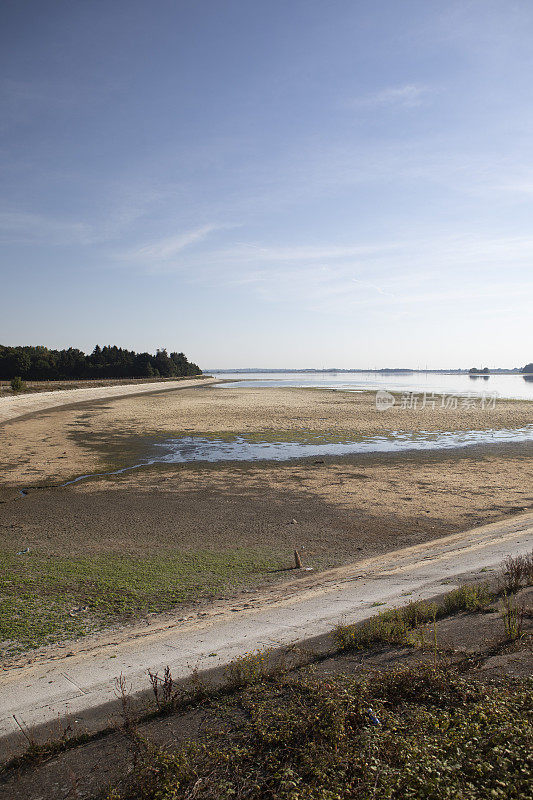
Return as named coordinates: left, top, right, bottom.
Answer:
left=0, top=383, right=531, bottom=657
left=0, top=386, right=532, bottom=563
left=1, top=384, right=532, bottom=486
left=0, top=376, right=217, bottom=426
left=1, top=514, right=532, bottom=754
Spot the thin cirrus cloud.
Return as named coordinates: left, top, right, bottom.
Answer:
left=349, top=83, right=430, bottom=109
left=352, top=278, right=394, bottom=297
left=140, top=230, right=533, bottom=316
left=121, top=230, right=533, bottom=280
left=119, top=223, right=233, bottom=263
left=0, top=192, right=167, bottom=247
left=219, top=242, right=402, bottom=263
left=180, top=233, right=533, bottom=276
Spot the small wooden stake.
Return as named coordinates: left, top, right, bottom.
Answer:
left=294, top=549, right=302, bottom=569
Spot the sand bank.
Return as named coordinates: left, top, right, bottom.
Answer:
left=0, top=385, right=531, bottom=487
left=0, top=376, right=218, bottom=425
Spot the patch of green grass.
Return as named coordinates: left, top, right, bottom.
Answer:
left=335, top=599, right=439, bottom=650
left=65, top=427, right=375, bottom=485
left=108, top=667, right=533, bottom=800
left=442, top=582, right=493, bottom=614
left=0, top=548, right=281, bottom=655
left=335, top=583, right=497, bottom=652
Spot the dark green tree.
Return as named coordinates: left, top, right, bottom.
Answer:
left=0, top=344, right=201, bottom=380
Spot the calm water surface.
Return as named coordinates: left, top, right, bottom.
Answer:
left=53, top=427, right=533, bottom=490
left=212, top=371, right=533, bottom=400
left=151, top=429, right=533, bottom=463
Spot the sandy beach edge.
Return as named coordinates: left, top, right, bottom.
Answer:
left=0, top=377, right=222, bottom=425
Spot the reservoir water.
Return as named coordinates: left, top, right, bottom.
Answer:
left=211, top=371, right=533, bottom=400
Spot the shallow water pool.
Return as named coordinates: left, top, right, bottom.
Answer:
left=52, top=426, right=533, bottom=489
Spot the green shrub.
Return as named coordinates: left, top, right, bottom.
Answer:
left=442, top=583, right=493, bottom=615
left=499, top=552, right=533, bottom=593
left=225, top=649, right=272, bottom=689
left=10, top=376, right=27, bottom=392
left=334, top=599, right=438, bottom=651
left=401, top=599, right=438, bottom=626
left=334, top=608, right=410, bottom=650
left=501, top=593, right=525, bottom=640
left=108, top=668, right=533, bottom=800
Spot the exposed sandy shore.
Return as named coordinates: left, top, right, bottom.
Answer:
left=2, top=443, right=532, bottom=565
left=0, top=384, right=531, bottom=661
left=0, top=376, right=218, bottom=425
left=0, top=385, right=531, bottom=564
left=1, top=385, right=531, bottom=487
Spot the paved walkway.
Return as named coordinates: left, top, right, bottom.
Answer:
left=0, top=377, right=219, bottom=424
left=1, top=512, right=531, bottom=757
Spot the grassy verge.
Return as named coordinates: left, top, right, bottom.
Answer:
left=334, top=584, right=493, bottom=651
left=2, top=553, right=531, bottom=792
left=334, top=554, right=533, bottom=652
left=108, top=667, right=533, bottom=800
left=0, top=548, right=281, bottom=655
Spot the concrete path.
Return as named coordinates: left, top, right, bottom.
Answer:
left=1, top=512, right=531, bottom=758
left=0, top=377, right=219, bottom=424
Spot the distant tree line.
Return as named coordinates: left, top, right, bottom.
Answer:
left=468, top=367, right=490, bottom=374
left=0, top=344, right=202, bottom=380
left=522, top=363, right=533, bottom=374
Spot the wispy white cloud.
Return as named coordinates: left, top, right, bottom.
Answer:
left=0, top=180, right=174, bottom=247
left=118, top=223, right=234, bottom=263
left=221, top=242, right=400, bottom=263
left=131, top=230, right=533, bottom=317
left=349, top=83, right=430, bottom=109
left=351, top=278, right=394, bottom=297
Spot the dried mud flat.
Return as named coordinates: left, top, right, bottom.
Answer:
left=0, top=385, right=532, bottom=566
left=0, top=384, right=532, bottom=658
left=0, top=384, right=532, bottom=800
left=1, top=444, right=532, bottom=562
left=1, top=384, right=532, bottom=487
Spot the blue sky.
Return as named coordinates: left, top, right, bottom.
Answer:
left=1, top=0, right=532, bottom=368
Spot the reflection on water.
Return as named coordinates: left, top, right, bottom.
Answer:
left=54, top=427, right=533, bottom=489
left=153, top=428, right=533, bottom=462
left=212, top=371, right=533, bottom=400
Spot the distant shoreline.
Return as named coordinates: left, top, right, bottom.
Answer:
left=208, top=368, right=528, bottom=375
